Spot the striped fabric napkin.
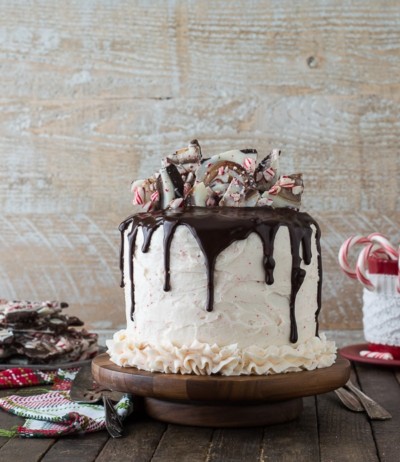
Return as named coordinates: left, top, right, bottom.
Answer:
left=0, top=368, right=133, bottom=438
left=0, top=367, right=59, bottom=389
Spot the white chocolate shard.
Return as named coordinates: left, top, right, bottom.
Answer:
left=256, top=191, right=273, bottom=207
left=169, top=198, right=185, bottom=209
left=186, top=181, right=208, bottom=206
left=255, top=149, right=281, bottom=192
left=128, top=142, right=304, bottom=211
left=219, top=179, right=246, bottom=207
left=267, top=174, right=303, bottom=210
left=196, top=149, right=257, bottom=183
left=164, top=140, right=202, bottom=170
left=244, top=189, right=260, bottom=207
left=157, top=167, right=176, bottom=209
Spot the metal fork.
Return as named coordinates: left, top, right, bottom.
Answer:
left=335, top=387, right=364, bottom=412
left=344, top=380, right=392, bottom=420
left=103, top=394, right=124, bottom=438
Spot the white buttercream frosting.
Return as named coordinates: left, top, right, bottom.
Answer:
left=106, top=331, right=336, bottom=376
left=108, top=215, right=336, bottom=375
left=124, top=225, right=321, bottom=348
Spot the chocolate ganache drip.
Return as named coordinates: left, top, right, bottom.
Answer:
left=119, top=207, right=322, bottom=344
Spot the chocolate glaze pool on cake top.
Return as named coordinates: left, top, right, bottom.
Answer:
left=119, top=206, right=322, bottom=344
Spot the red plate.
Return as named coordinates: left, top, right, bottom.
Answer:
left=340, top=343, right=400, bottom=367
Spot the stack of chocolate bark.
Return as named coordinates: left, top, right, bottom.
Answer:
left=0, top=300, right=98, bottom=364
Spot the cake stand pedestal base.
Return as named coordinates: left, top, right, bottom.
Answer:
left=143, top=396, right=303, bottom=427
left=92, top=354, right=350, bottom=428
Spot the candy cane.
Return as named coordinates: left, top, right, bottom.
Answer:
left=243, top=157, right=256, bottom=172
left=133, top=186, right=145, bottom=205
left=356, top=243, right=379, bottom=291
left=263, top=167, right=275, bottom=181
left=338, top=235, right=371, bottom=279
left=360, top=350, right=394, bottom=360
left=268, top=184, right=280, bottom=196
left=368, top=233, right=398, bottom=260
left=339, top=233, right=400, bottom=292
left=150, top=191, right=159, bottom=203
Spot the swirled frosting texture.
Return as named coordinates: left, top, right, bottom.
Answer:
left=363, top=274, right=400, bottom=346
left=106, top=332, right=336, bottom=376
left=123, top=223, right=319, bottom=348
left=107, top=214, right=336, bottom=375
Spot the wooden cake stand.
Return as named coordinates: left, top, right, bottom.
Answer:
left=92, top=354, right=350, bottom=428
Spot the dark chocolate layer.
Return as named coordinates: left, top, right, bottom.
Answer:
left=119, top=207, right=322, bottom=344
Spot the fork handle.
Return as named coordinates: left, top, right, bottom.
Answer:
left=103, top=395, right=124, bottom=438
left=346, top=382, right=392, bottom=420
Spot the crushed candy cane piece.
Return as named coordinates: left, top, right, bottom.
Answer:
left=360, top=350, right=394, bottom=360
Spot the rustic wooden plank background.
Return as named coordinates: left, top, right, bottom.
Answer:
left=0, top=0, right=399, bottom=332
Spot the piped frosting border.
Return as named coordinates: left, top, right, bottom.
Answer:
left=106, top=331, right=336, bottom=376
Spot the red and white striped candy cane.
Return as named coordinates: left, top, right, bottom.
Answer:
left=356, top=243, right=379, bottom=291
left=133, top=186, right=145, bottom=205
left=339, top=233, right=399, bottom=292
left=263, top=167, right=275, bottom=181
left=360, top=350, right=394, bottom=360
left=150, top=190, right=159, bottom=203
left=338, top=235, right=371, bottom=280
left=268, top=184, right=280, bottom=196
left=367, top=233, right=399, bottom=292
left=243, top=157, right=256, bottom=172
left=368, top=233, right=398, bottom=260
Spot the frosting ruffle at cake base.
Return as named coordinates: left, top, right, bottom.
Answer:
left=107, top=331, right=336, bottom=376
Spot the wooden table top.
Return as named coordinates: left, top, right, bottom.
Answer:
left=0, top=360, right=399, bottom=462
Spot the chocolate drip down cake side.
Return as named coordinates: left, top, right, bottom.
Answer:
left=107, top=141, right=336, bottom=376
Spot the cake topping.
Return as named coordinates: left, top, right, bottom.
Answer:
left=131, top=141, right=304, bottom=211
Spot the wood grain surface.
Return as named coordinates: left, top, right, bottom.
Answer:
left=0, top=1, right=399, bottom=331
left=0, top=352, right=399, bottom=461
left=92, top=353, right=350, bottom=403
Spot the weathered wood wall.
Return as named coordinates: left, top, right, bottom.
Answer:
left=0, top=0, right=399, bottom=331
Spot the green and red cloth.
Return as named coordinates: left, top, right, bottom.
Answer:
left=0, top=367, right=58, bottom=389
left=0, top=367, right=133, bottom=438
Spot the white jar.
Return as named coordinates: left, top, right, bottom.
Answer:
left=362, top=258, right=400, bottom=359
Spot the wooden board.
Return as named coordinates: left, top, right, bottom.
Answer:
left=96, top=418, right=166, bottom=462
left=0, top=356, right=399, bottom=460
left=317, top=391, right=379, bottom=462
left=207, top=427, right=264, bottom=461
left=260, top=396, right=320, bottom=462
left=92, top=353, right=350, bottom=402
left=1, top=2, right=400, bottom=99
left=151, top=425, right=213, bottom=462
left=355, top=363, right=400, bottom=462
left=41, top=432, right=109, bottom=462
